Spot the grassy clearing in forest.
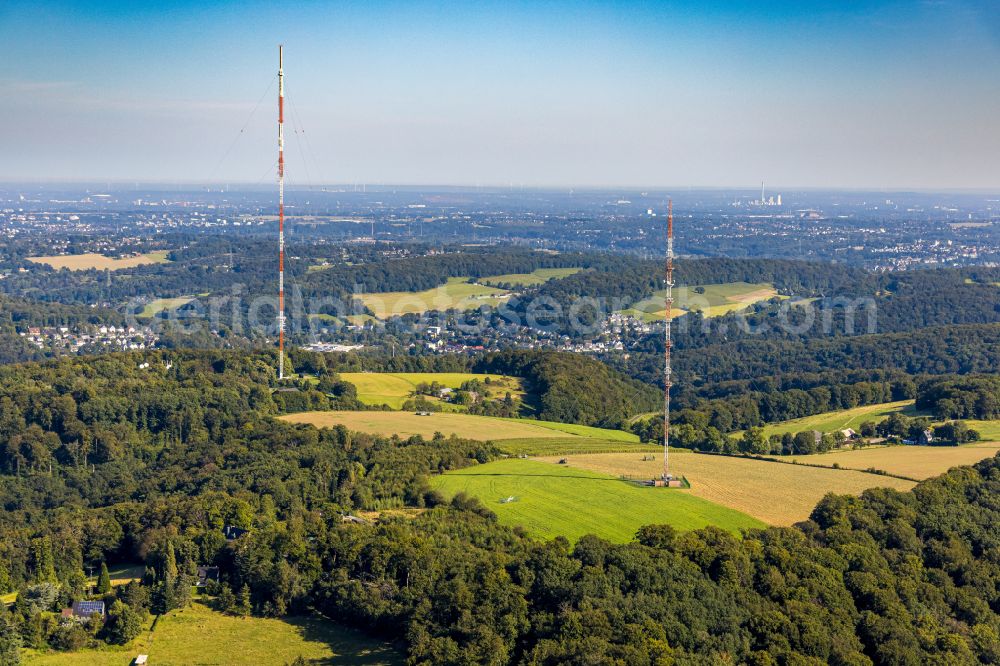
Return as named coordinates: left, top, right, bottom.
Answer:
left=138, top=296, right=196, bottom=317
left=478, top=267, right=582, bottom=286
left=357, top=277, right=510, bottom=318
left=621, top=282, right=782, bottom=321
left=535, top=450, right=916, bottom=526
left=753, top=401, right=921, bottom=437
left=23, top=600, right=401, bottom=666
left=28, top=251, right=171, bottom=271
left=749, top=401, right=1000, bottom=442
left=339, top=372, right=525, bottom=409
left=431, top=458, right=764, bottom=542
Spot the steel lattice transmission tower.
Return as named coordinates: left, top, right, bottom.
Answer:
left=663, top=200, right=674, bottom=480
left=277, top=45, right=286, bottom=380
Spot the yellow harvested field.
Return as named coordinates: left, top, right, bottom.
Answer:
left=280, top=410, right=582, bottom=441
left=535, top=450, right=915, bottom=526
left=777, top=444, right=1000, bottom=480
left=28, top=250, right=170, bottom=271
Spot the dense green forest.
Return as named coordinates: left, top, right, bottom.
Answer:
left=0, top=351, right=998, bottom=664
left=612, top=322, right=1000, bottom=407
left=917, top=375, right=1000, bottom=420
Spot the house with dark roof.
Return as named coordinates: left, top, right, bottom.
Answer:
left=196, top=566, right=220, bottom=587
left=223, top=525, right=248, bottom=540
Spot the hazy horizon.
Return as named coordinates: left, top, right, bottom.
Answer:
left=3, top=181, right=1000, bottom=196
left=2, top=1, right=999, bottom=189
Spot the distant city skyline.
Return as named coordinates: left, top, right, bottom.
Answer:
left=1, top=0, right=998, bottom=189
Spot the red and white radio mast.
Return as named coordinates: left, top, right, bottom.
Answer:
left=663, top=200, right=674, bottom=480
left=277, top=44, right=286, bottom=380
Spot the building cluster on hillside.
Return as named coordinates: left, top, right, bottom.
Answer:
left=20, top=324, right=159, bottom=353
left=313, top=303, right=656, bottom=357
left=300, top=342, right=364, bottom=353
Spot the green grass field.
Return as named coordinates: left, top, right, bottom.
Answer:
left=431, top=459, right=764, bottom=541
left=23, top=600, right=401, bottom=665
left=138, top=296, right=195, bottom=318
left=339, top=372, right=525, bottom=409
left=479, top=267, right=582, bottom=287
left=280, top=410, right=637, bottom=443
left=27, top=250, right=170, bottom=271
left=753, top=400, right=921, bottom=437
left=621, top=282, right=783, bottom=321
left=497, top=437, right=658, bottom=456
left=526, top=420, right=640, bottom=441
left=279, top=411, right=639, bottom=444
left=357, top=277, right=510, bottom=318
left=309, top=313, right=378, bottom=327
left=748, top=400, right=1000, bottom=441
left=962, top=419, right=1000, bottom=440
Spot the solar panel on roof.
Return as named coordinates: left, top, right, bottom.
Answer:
left=73, top=601, right=105, bottom=615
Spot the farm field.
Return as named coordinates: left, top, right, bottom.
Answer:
left=963, top=419, right=1000, bottom=441
left=535, top=450, right=916, bottom=526
left=357, top=277, right=510, bottom=318
left=309, top=313, right=378, bottom=326
left=431, top=458, right=764, bottom=542
left=138, top=296, right=195, bottom=318
left=279, top=410, right=635, bottom=442
left=497, top=437, right=657, bottom=456
left=28, top=250, right=170, bottom=271
left=518, top=421, right=639, bottom=442
left=23, top=600, right=401, bottom=665
left=754, top=400, right=921, bottom=437
left=479, top=266, right=582, bottom=286
left=774, top=443, right=1000, bottom=479
left=750, top=401, right=1000, bottom=441
left=339, top=371, right=525, bottom=409
left=621, top=282, right=782, bottom=321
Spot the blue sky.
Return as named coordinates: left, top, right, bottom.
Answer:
left=1, top=0, right=998, bottom=188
